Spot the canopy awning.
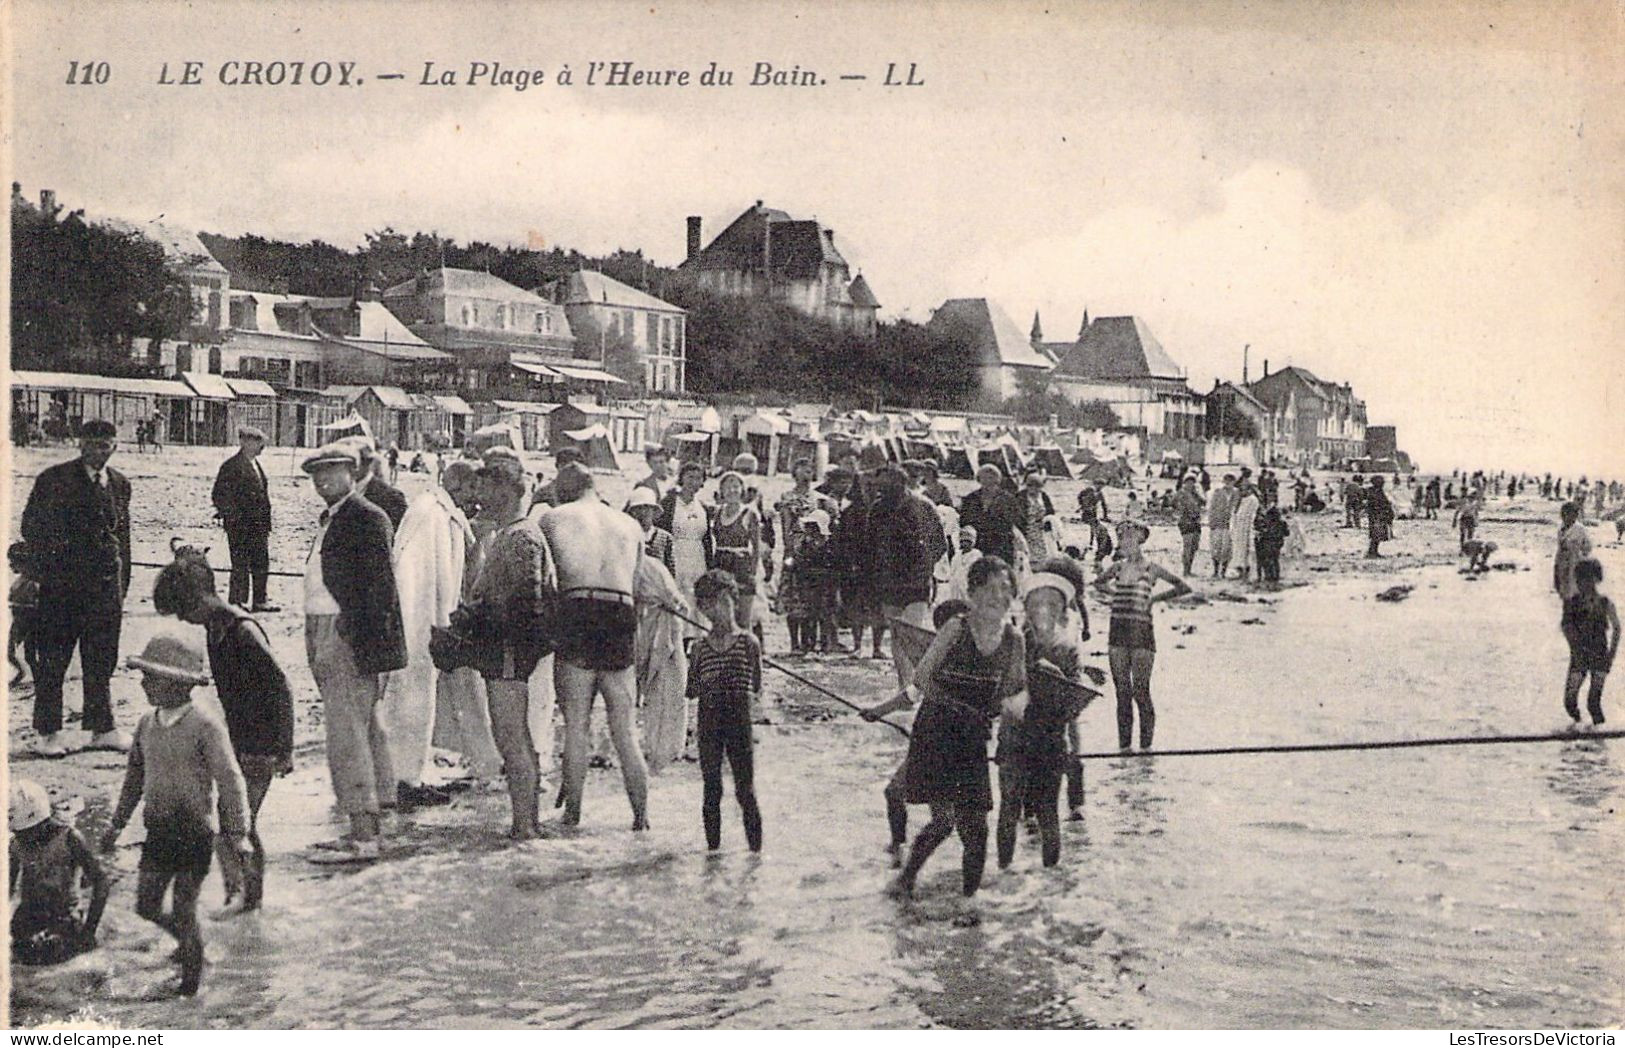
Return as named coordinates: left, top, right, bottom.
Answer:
left=224, top=377, right=277, bottom=397
left=509, top=359, right=562, bottom=380
left=564, top=424, right=611, bottom=441
left=551, top=363, right=627, bottom=385
left=11, top=369, right=194, bottom=398
left=180, top=372, right=237, bottom=400
left=432, top=394, right=473, bottom=415
left=491, top=400, right=561, bottom=415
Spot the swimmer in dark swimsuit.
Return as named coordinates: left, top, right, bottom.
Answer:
left=556, top=589, right=639, bottom=672
left=539, top=465, right=651, bottom=831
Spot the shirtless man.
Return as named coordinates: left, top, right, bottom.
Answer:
left=538, top=464, right=651, bottom=830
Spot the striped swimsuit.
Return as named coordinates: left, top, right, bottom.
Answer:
left=1107, top=567, right=1157, bottom=652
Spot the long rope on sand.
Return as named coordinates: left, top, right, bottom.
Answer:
left=131, top=560, right=1618, bottom=760
left=1074, top=729, right=1623, bottom=762
left=659, top=605, right=914, bottom=738
left=131, top=559, right=307, bottom=579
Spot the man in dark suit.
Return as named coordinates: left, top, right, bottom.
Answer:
left=211, top=426, right=278, bottom=612
left=301, top=441, right=408, bottom=863
left=20, top=420, right=132, bottom=755
left=352, top=440, right=407, bottom=530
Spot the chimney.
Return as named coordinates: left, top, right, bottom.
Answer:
left=686, top=216, right=701, bottom=263
left=39, top=189, right=56, bottom=214
left=1264, top=359, right=1270, bottom=378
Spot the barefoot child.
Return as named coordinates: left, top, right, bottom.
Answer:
left=10, top=779, right=108, bottom=966
left=8, top=542, right=39, bottom=690
left=862, top=599, right=970, bottom=863
left=688, top=569, right=764, bottom=852
left=875, top=557, right=1026, bottom=922
left=101, top=634, right=251, bottom=997
left=153, top=544, right=294, bottom=917
left=1561, top=559, right=1619, bottom=729
left=1461, top=538, right=1498, bottom=573
left=997, top=557, right=1098, bottom=871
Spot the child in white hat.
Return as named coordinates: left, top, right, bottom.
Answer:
left=101, top=633, right=251, bottom=997
left=10, top=778, right=108, bottom=966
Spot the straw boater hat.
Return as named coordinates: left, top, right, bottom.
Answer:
left=300, top=441, right=361, bottom=474
left=126, top=633, right=211, bottom=685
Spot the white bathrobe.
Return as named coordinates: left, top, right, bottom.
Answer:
left=383, top=488, right=477, bottom=785
left=1231, top=492, right=1260, bottom=575
left=634, top=554, right=690, bottom=774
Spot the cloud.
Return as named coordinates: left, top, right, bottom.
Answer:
left=960, top=165, right=1625, bottom=473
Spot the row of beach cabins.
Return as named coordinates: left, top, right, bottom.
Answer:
left=10, top=370, right=1153, bottom=482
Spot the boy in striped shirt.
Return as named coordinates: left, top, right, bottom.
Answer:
left=689, top=569, right=764, bottom=853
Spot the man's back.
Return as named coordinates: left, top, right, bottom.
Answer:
left=542, top=499, right=641, bottom=594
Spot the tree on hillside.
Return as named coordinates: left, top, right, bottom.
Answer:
left=12, top=196, right=194, bottom=372
left=1002, top=386, right=1120, bottom=430
left=1211, top=408, right=1259, bottom=441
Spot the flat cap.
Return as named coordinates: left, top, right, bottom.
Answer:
left=301, top=441, right=361, bottom=473
left=80, top=419, right=117, bottom=440
left=237, top=425, right=268, bottom=441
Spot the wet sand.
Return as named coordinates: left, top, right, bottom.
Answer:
left=9, top=446, right=1622, bottom=1028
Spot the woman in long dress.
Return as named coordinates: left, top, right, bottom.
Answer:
left=1230, top=483, right=1261, bottom=581
left=662, top=461, right=711, bottom=637
left=633, top=552, right=689, bottom=773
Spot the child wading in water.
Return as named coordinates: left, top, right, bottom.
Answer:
left=10, top=779, right=108, bottom=967
left=688, top=569, right=764, bottom=853
left=864, top=598, right=971, bottom=864
left=872, top=556, right=1026, bottom=924
left=102, top=634, right=251, bottom=997
left=153, top=543, right=294, bottom=917
left=1561, top=558, right=1619, bottom=730
left=997, top=557, right=1098, bottom=871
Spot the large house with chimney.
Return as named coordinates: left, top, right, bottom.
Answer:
left=1245, top=363, right=1367, bottom=465
left=1046, top=313, right=1207, bottom=448
left=682, top=202, right=879, bottom=337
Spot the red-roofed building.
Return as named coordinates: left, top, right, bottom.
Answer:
left=682, top=202, right=879, bottom=337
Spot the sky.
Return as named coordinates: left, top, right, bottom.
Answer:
left=7, top=0, right=1623, bottom=474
